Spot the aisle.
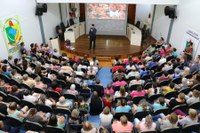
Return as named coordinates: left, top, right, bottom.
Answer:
left=96, top=67, right=113, bottom=88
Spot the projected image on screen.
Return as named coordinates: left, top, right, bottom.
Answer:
left=87, top=3, right=126, bottom=20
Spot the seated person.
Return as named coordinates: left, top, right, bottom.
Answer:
left=10, top=85, right=23, bottom=99
left=158, top=113, right=178, bottom=131
left=129, top=75, right=144, bottom=87
left=114, top=86, right=128, bottom=99
left=153, top=97, right=167, bottom=112
left=26, top=108, right=48, bottom=124
left=68, top=109, right=82, bottom=124
left=162, top=82, right=176, bottom=96
left=23, top=90, right=39, bottom=103
left=112, top=76, right=127, bottom=87
left=145, top=82, right=161, bottom=97
left=102, top=92, right=113, bottom=108
left=104, top=84, right=114, bottom=95
left=112, top=65, right=125, bottom=73
left=37, top=94, right=56, bottom=107
left=132, top=102, right=151, bottom=114
left=178, top=109, right=198, bottom=127
left=48, top=114, right=65, bottom=129
left=34, top=76, right=47, bottom=90
left=87, top=66, right=96, bottom=78
left=126, top=67, right=140, bottom=80
left=81, top=121, right=97, bottom=133
left=157, top=71, right=170, bottom=83
left=186, top=89, right=200, bottom=106
left=22, top=74, right=35, bottom=88
left=169, top=93, right=186, bottom=109
left=2, top=65, right=11, bottom=77
left=56, top=96, right=72, bottom=109
left=130, top=86, right=145, bottom=98
left=50, top=81, right=62, bottom=94
left=65, top=84, right=78, bottom=96
left=113, top=68, right=125, bottom=81
left=115, top=99, right=131, bottom=113
left=112, top=115, right=133, bottom=133
left=135, top=115, right=156, bottom=133
left=7, top=102, right=28, bottom=121
left=112, top=56, right=122, bottom=66
left=99, top=107, right=113, bottom=130
left=11, top=69, right=22, bottom=83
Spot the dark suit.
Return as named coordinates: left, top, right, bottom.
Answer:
left=89, top=28, right=97, bottom=50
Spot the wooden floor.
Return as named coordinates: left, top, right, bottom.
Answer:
left=60, top=35, right=155, bottom=59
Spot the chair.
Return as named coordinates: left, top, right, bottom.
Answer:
left=47, top=90, right=60, bottom=100
left=30, top=62, right=36, bottom=68
left=68, top=123, right=82, bottom=133
left=45, top=125, right=65, bottom=133
left=192, top=70, right=199, bottom=75
left=171, top=104, right=187, bottom=113
left=33, top=87, right=46, bottom=94
left=171, top=77, right=182, bottom=84
left=21, top=99, right=36, bottom=108
left=129, top=84, right=141, bottom=91
left=178, top=87, right=190, bottom=95
left=167, top=69, right=174, bottom=75
left=0, top=113, right=6, bottom=120
left=10, top=78, right=21, bottom=87
left=51, top=70, right=59, bottom=76
left=0, top=91, right=7, bottom=101
left=14, top=66, right=22, bottom=73
left=132, top=96, right=145, bottom=104
left=189, top=102, right=200, bottom=110
left=144, top=82, right=153, bottom=90
left=7, top=116, right=23, bottom=127
left=165, top=91, right=177, bottom=99
left=141, top=131, right=158, bottom=133
left=149, top=65, right=158, bottom=72
left=160, top=127, right=180, bottom=133
left=54, top=107, right=71, bottom=116
left=7, top=94, right=21, bottom=104
left=56, top=79, right=67, bottom=89
left=159, top=80, right=170, bottom=87
left=185, top=74, right=192, bottom=79
left=36, top=104, right=53, bottom=113
left=79, top=89, right=91, bottom=100
left=0, top=73, right=11, bottom=83
left=153, top=72, right=163, bottom=79
left=114, top=112, right=133, bottom=122
left=114, top=97, right=128, bottom=103
left=182, top=123, right=200, bottom=133
left=191, top=83, right=200, bottom=91
left=134, top=111, right=150, bottom=120
left=21, top=83, right=32, bottom=90
left=141, top=75, right=151, bottom=81
left=25, top=120, right=43, bottom=132
left=42, top=76, right=52, bottom=87
left=64, top=94, right=77, bottom=101
left=148, top=94, right=164, bottom=102
left=30, top=73, right=38, bottom=79
left=153, top=108, right=170, bottom=116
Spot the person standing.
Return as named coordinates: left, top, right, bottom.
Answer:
left=89, top=24, right=97, bottom=50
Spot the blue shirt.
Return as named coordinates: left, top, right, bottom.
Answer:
left=153, top=103, right=167, bottom=111
left=89, top=28, right=97, bottom=39
left=3, top=71, right=11, bottom=77
left=115, top=105, right=131, bottom=113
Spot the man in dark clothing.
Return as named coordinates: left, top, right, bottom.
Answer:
left=88, top=24, right=97, bottom=50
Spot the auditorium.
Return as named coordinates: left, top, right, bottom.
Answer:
left=0, top=0, right=200, bottom=133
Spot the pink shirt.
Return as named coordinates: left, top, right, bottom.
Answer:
left=159, top=49, right=166, bottom=56
left=139, top=121, right=156, bottom=132
left=130, top=90, right=145, bottom=98
left=112, top=81, right=127, bottom=87
left=112, top=121, right=133, bottom=132
left=104, top=88, right=114, bottom=95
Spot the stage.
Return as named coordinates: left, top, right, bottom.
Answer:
left=61, top=35, right=155, bottom=58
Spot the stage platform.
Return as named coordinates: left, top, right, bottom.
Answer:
left=60, top=35, right=155, bottom=59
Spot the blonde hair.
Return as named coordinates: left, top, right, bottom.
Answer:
left=71, top=109, right=80, bottom=118
left=188, top=109, right=197, bottom=120
left=82, top=121, right=93, bottom=131
left=169, top=113, right=178, bottom=124
left=120, top=115, right=128, bottom=126
left=103, top=107, right=110, bottom=115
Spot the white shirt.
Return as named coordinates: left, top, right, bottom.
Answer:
left=23, top=95, right=37, bottom=103
left=100, top=113, right=113, bottom=127
left=158, top=58, right=166, bottom=65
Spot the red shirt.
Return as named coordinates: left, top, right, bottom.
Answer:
left=102, top=97, right=112, bottom=108
left=112, top=66, right=125, bottom=73
left=50, top=87, right=62, bottom=94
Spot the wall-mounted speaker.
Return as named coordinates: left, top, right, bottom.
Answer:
left=42, top=4, right=47, bottom=13
left=35, top=5, right=43, bottom=16
left=164, top=6, right=176, bottom=19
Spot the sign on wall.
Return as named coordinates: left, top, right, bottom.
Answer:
left=182, top=28, right=200, bottom=59
left=0, top=16, right=23, bottom=55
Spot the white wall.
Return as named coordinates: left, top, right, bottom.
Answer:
left=170, top=0, right=200, bottom=58
left=135, top=4, right=154, bottom=28
left=151, top=5, right=171, bottom=41
left=0, top=0, right=42, bottom=59
left=42, top=3, right=61, bottom=42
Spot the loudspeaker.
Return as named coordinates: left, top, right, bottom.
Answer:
left=35, top=5, right=43, bottom=16
left=42, top=4, right=47, bottom=13
left=164, top=6, right=176, bottom=19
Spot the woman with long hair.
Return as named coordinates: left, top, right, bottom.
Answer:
left=135, top=115, right=156, bottom=132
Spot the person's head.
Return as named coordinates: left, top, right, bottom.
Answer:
left=121, top=99, right=127, bottom=107
left=23, top=74, right=29, bottom=81
left=168, top=113, right=178, bottom=124
left=28, top=108, right=37, bottom=117
left=152, top=82, right=158, bottom=88
left=11, top=85, right=18, bottom=92
left=35, top=76, right=41, bottom=82
left=82, top=82, right=88, bottom=89
left=103, top=107, right=110, bottom=115
left=70, top=84, right=76, bottom=91
left=119, top=86, right=126, bottom=96
left=78, top=96, right=84, bottom=103
left=105, top=92, right=111, bottom=99
left=91, top=24, right=95, bottom=29
left=48, top=114, right=57, bottom=126
left=192, top=90, right=200, bottom=98
left=169, top=82, right=175, bottom=89
left=106, top=83, right=112, bottom=90
left=141, top=102, right=148, bottom=111
left=20, top=42, right=25, bottom=47
left=158, top=97, right=165, bottom=106
left=9, top=102, right=18, bottom=110
left=59, top=96, right=66, bottom=104
left=82, top=121, right=93, bottom=131
left=51, top=81, right=58, bottom=89
left=11, top=69, right=17, bottom=75
left=120, top=115, right=128, bottom=126
left=135, top=75, right=141, bottom=80
left=2, top=65, right=7, bottom=72
left=163, top=71, right=168, bottom=77
left=178, top=93, right=185, bottom=101
left=35, top=64, right=41, bottom=74
left=188, top=109, right=197, bottom=120
left=96, top=79, right=100, bottom=84
left=23, top=89, right=30, bottom=96
left=93, top=91, right=98, bottom=98
left=145, top=115, right=153, bottom=129
left=39, top=94, right=47, bottom=104
left=136, top=85, right=143, bottom=92
left=71, top=109, right=80, bottom=118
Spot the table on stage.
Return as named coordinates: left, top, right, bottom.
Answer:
left=126, top=23, right=142, bottom=46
